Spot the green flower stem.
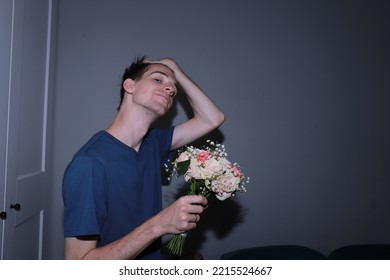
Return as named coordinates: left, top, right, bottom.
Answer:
left=166, top=233, right=186, bottom=256
left=189, top=179, right=197, bottom=195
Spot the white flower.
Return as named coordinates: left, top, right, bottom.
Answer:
left=211, top=173, right=240, bottom=194
left=215, top=192, right=232, bottom=201
left=184, top=157, right=223, bottom=181
left=175, top=150, right=191, bottom=163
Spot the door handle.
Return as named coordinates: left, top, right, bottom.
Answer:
left=10, top=203, right=21, bottom=211
left=0, top=211, right=7, bottom=220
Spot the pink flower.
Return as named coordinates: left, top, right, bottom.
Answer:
left=196, top=151, right=209, bottom=164
left=232, top=165, right=243, bottom=178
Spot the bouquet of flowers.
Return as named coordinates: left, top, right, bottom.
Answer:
left=166, top=140, right=249, bottom=256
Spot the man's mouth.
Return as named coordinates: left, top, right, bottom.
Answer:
left=155, top=92, right=170, bottom=103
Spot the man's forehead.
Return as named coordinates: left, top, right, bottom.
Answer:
left=146, top=64, right=174, bottom=76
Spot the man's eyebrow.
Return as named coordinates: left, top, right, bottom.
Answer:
left=149, top=70, right=169, bottom=77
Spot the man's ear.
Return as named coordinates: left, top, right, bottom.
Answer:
left=123, top=78, right=135, bottom=93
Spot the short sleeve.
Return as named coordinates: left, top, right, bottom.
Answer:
left=62, top=156, right=106, bottom=237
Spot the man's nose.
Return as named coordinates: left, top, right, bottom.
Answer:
left=164, top=84, right=175, bottom=95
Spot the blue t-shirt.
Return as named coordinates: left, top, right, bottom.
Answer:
left=62, top=127, right=174, bottom=259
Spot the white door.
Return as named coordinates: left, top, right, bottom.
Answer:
left=0, top=0, right=56, bottom=259
left=0, top=0, right=13, bottom=257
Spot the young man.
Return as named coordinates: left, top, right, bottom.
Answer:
left=62, top=57, right=224, bottom=259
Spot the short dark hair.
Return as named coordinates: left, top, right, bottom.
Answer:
left=117, top=55, right=150, bottom=111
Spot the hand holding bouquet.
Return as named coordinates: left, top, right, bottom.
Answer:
left=166, top=140, right=249, bottom=256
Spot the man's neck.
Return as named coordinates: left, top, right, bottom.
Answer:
left=106, top=107, right=155, bottom=152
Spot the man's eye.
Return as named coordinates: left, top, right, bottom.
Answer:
left=154, top=78, right=162, bottom=83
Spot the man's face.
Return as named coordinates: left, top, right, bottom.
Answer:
left=130, top=63, right=177, bottom=116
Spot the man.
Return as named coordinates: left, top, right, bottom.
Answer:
left=62, top=57, right=224, bottom=259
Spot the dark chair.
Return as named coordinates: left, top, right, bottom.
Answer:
left=220, top=245, right=327, bottom=260
left=328, top=244, right=390, bottom=260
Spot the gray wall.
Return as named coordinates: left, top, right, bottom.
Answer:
left=45, top=0, right=390, bottom=259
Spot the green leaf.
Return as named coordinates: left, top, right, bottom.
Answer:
left=176, top=159, right=190, bottom=175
